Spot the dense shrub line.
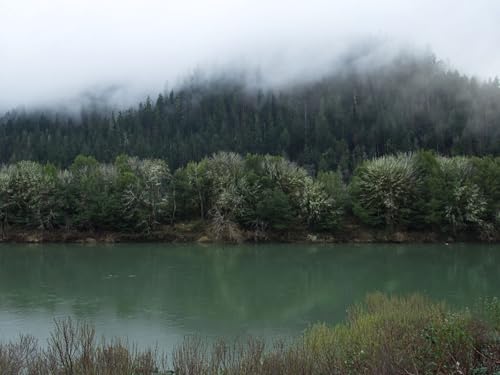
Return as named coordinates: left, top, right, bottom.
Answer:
left=351, top=152, right=500, bottom=238
left=1, top=294, right=499, bottom=374
left=0, top=151, right=499, bottom=240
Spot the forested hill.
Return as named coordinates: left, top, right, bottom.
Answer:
left=1, top=53, right=499, bottom=173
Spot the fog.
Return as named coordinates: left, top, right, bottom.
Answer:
left=1, top=0, right=499, bottom=111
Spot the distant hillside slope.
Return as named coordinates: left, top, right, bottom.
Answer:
left=1, top=53, right=499, bottom=173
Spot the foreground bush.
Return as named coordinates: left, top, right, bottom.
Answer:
left=0, top=319, right=165, bottom=375
left=304, top=294, right=500, bottom=374
left=1, top=294, right=499, bottom=374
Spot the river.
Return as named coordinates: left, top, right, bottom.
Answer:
left=0, top=243, right=498, bottom=350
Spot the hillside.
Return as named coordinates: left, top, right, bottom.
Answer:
left=1, top=53, right=499, bottom=174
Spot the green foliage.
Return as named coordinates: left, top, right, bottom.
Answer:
left=0, top=161, right=63, bottom=229
left=303, top=293, right=500, bottom=374
left=427, top=156, right=490, bottom=235
left=475, top=297, right=500, bottom=331
left=256, top=189, right=295, bottom=231
left=413, top=150, right=446, bottom=227
left=260, top=155, right=309, bottom=197
left=183, top=160, right=210, bottom=220
left=299, top=178, right=343, bottom=230
left=205, top=152, right=248, bottom=221
left=350, top=154, right=419, bottom=228
left=67, top=156, right=120, bottom=230
left=55, top=154, right=173, bottom=232
left=317, top=170, right=348, bottom=208
left=315, top=170, right=348, bottom=229
left=471, top=156, right=500, bottom=227
left=2, top=53, right=500, bottom=172
left=0, top=168, right=9, bottom=227
left=120, top=157, right=171, bottom=232
left=0, top=152, right=498, bottom=237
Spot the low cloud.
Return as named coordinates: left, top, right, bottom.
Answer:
left=1, top=0, right=499, bottom=111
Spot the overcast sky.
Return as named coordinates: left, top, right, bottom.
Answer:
left=1, top=0, right=499, bottom=111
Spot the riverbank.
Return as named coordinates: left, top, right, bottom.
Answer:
left=1, top=153, right=499, bottom=247
left=1, top=293, right=499, bottom=374
left=1, top=221, right=498, bottom=244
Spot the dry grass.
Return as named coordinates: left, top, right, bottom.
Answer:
left=0, top=318, right=166, bottom=375
left=1, top=294, right=499, bottom=374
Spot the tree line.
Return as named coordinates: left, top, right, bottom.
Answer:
left=1, top=53, right=499, bottom=174
left=0, top=151, right=498, bottom=240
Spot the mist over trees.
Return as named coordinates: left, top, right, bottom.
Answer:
left=0, top=53, right=499, bottom=174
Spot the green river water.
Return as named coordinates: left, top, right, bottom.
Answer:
left=0, top=243, right=499, bottom=350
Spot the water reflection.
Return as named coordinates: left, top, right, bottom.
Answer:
left=0, top=243, right=498, bottom=348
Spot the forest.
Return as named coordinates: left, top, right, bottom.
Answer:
left=1, top=52, right=499, bottom=175
left=0, top=151, right=498, bottom=241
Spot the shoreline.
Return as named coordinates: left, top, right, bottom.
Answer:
left=1, top=223, right=498, bottom=244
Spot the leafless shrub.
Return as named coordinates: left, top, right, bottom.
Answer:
left=209, top=208, right=244, bottom=243
left=172, top=336, right=210, bottom=374
left=0, top=318, right=167, bottom=375
left=1, top=296, right=500, bottom=375
left=0, top=335, right=40, bottom=374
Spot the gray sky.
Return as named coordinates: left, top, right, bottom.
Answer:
left=1, top=0, right=499, bottom=110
